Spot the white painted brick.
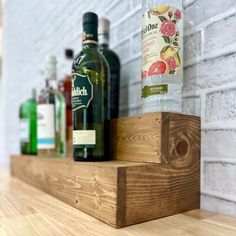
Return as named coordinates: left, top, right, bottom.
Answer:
left=206, top=89, right=236, bottom=122
left=131, top=0, right=141, bottom=8
left=120, top=57, right=141, bottom=87
left=120, top=82, right=141, bottom=110
left=106, top=1, right=130, bottom=24
left=132, top=31, right=141, bottom=55
left=201, top=194, right=236, bottom=217
left=184, top=31, right=201, bottom=61
left=204, top=14, right=236, bottom=54
left=115, top=9, right=142, bottom=40
left=184, top=0, right=236, bottom=26
left=203, top=161, right=236, bottom=195
left=113, top=39, right=131, bottom=64
left=184, top=53, right=236, bottom=92
left=202, top=130, right=236, bottom=159
left=182, top=96, right=200, bottom=116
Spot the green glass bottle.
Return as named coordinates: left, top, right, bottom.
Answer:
left=98, top=17, right=120, bottom=119
left=72, top=12, right=110, bottom=161
left=19, top=89, right=37, bottom=155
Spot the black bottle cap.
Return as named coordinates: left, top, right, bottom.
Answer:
left=83, top=12, right=98, bottom=26
left=65, top=49, right=74, bottom=59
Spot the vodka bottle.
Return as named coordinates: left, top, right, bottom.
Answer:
left=141, top=0, right=183, bottom=113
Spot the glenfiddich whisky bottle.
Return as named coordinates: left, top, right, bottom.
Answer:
left=72, top=12, right=110, bottom=161
left=98, top=17, right=120, bottom=119
left=19, top=88, right=37, bottom=155
left=37, top=56, right=66, bottom=157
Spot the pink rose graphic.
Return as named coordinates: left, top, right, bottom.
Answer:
left=165, top=56, right=176, bottom=70
left=160, top=21, right=176, bottom=36
left=174, top=10, right=181, bottom=20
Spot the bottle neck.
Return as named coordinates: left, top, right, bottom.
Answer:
left=98, top=33, right=110, bottom=48
left=46, top=79, right=57, bottom=89
left=82, top=23, right=98, bottom=49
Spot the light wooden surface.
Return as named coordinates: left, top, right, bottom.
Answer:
left=11, top=153, right=199, bottom=227
left=111, top=112, right=200, bottom=163
left=1, top=166, right=236, bottom=235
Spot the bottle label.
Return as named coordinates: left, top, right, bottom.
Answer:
left=37, top=104, right=55, bottom=149
left=20, top=118, right=29, bottom=142
left=142, top=6, right=182, bottom=77
left=73, top=130, right=96, bottom=145
left=72, top=73, right=93, bottom=111
left=142, top=84, right=168, bottom=98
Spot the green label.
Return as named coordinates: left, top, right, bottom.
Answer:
left=142, top=84, right=168, bottom=98
left=72, top=73, right=93, bottom=111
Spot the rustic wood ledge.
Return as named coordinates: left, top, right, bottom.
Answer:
left=10, top=153, right=200, bottom=228
left=1, top=166, right=236, bottom=235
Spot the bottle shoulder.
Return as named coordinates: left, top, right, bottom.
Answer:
left=72, top=48, right=109, bottom=74
left=100, top=48, right=120, bottom=64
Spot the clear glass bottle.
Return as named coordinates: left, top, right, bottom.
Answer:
left=37, top=56, right=66, bottom=157
left=58, top=49, right=74, bottom=156
left=98, top=17, right=120, bottom=119
left=72, top=12, right=110, bottom=161
left=141, top=0, right=183, bottom=113
left=19, top=88, right=37, bottom=155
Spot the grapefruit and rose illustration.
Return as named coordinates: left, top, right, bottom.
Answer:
left=145, top=7, right=182, bottom=75
left=148, top=61, right=168, bottom=76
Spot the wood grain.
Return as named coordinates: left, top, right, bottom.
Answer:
left=111, top=112, right=162, bottom=163
left=11, top=153, right=200, bottom=228
left=11, top=156, right=120, bottom=227
left=1, top=166, right=236, bottom=235
left=111, top=112, right=200, bottom=163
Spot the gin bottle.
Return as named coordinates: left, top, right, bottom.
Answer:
left=141, top=0, right=183, bottom=113
left=19, top=89, right=37, bottom=155
left=37, top=56, right=66, bottom=157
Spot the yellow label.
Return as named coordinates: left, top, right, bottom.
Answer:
left=142, top=6, right=182, bottom=78
left=73, top=130, right=96, bottom=145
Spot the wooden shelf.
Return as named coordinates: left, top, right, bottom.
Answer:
left=11, top=112, right=200, bottom=228
left=11, top=154, right=200, bottom=228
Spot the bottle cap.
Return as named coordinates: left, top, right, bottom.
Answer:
left=45, top=55, right=57, bottom=65
left=98, top=17, right=110, bottom=35
left=83, top=12, right=98, bottom=26
left=32, top=88, right=37, bottom=99
left=65, top=49, right=74, bottom=59
left=45, top=55, right=57, bottom=80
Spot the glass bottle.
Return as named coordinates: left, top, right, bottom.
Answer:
left=58, top=49, right=74, bottom=156
left=37, top=56, right=66, bottom=157
left=19, top=88, right=37, bottom=155
left=141, top=0, right=183, bottom=113
left=72, top=12, right=110, bottom=161
left=98, top=17, right=120, bottom=119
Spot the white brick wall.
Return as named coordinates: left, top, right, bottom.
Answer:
left=1, top=0, right=236, bottom=217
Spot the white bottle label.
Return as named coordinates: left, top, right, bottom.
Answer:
left=142, top=6, right=183, bottom=98
left=37, top=104, right=55, bottom=149
left=20, top=118, right=29, bottom=142
left=73, top=130, right=96, bottom=145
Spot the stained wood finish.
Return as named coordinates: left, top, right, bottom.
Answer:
left=11, top=151, right=200, bottom=228
left=111, top=112, right=200, bottom=163
left=1, top=166, right=236, bottom=235
left=111, top=112, right=162, bottom=163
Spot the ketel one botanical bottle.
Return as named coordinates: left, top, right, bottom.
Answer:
left=58, top=49, right=74, bottom=156
left=141, top=0, right=183, bottom=113
left=98, top=17, right=120, bottom=119
left=19, top=88, right=37, bottom=155
left=37, top=56, right=66, bottom=157
left=72, top=12, right=110, bottom=161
